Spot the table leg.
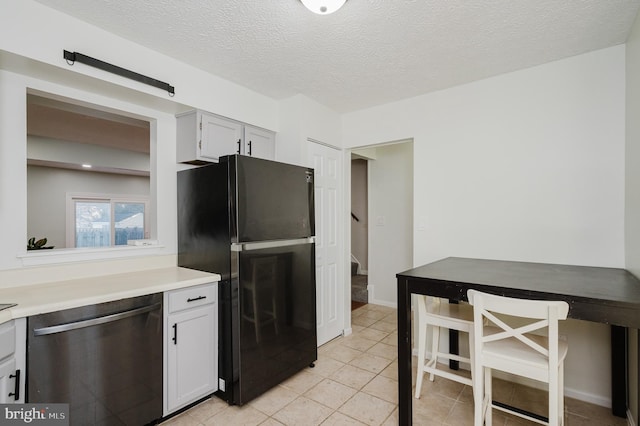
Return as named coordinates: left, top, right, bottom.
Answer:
left=449, top=329, right=459, bottom=370
left=448, top=300, right=460, bottom=370
left=611, top=325, right=627, bottom=418
left=397, top=278, right=412, bottom=425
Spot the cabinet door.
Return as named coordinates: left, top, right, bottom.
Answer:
left=200, top=113, right=243, bottom=162
left=244, top=125, right=275, bottom=160
left=0, top=358, right=17, bottom=404
left=167, top=304, right=217, bottom=412
left=13, top=318, right=25, bottom=404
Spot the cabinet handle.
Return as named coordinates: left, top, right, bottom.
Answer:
left=187, top=296, right=206, bottom=302
left=248, top=140, right=252, bottom=156
left=237, top=138, right=241, bottom=154
left=172, top=323, right=177, bottom=345
left=9, top=369, right=20, bottom=401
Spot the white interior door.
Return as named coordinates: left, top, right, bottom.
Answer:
left=308, top=141, right=343, bottom=346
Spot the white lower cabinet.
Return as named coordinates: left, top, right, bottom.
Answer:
left=165, top=282, right=218, bottom=415
left=0, top=357, right=17, bottom=403
left=0, top=318, right=25, bottom=404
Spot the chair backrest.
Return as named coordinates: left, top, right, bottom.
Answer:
left=467, top=289, right=569, bottom=361
left=251, top=256, right=279, bottom=283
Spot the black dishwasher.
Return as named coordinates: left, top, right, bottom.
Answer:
left=27, top=293, right=163, bottom=426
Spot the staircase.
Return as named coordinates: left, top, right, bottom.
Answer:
left=351, top=261, right=368, bottom=303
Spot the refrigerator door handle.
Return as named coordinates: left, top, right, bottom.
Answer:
left=231, top=237, right=315, bottom=252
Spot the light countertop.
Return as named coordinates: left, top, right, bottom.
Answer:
left=0, top=267, right=220, bottom=324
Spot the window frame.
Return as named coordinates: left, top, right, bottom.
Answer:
left=66, top=192, right=150, bottom=248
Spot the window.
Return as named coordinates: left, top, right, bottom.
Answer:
left=67, top=194, right=149, bottom=248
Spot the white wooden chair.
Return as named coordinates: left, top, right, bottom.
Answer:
left=467, top=289, right=569, bottom=426
left=414, top=295, right=475, bottom=399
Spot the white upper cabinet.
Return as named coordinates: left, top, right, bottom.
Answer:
left=177, top=110, right=275, bottom=164
left=243, top=125, right=276, bottom=160
left=201, top=113, right=243, bottom=161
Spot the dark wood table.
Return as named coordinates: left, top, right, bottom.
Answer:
left=397, top=257, right=640, bottom=425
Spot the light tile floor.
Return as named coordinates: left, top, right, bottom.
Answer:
left=161, top=304, right=629, bottom=426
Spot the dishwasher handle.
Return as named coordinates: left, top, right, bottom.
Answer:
left=33, top=303, right=162, bottom=336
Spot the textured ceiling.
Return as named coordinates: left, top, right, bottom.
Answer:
left=35, top=0, right=640, bottom=113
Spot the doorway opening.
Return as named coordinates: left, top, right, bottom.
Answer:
left=351, top=157, right=368, bottom=310
left=26, top=93, right=151, bottom=251
left=349, top=140, right=413, bottom=310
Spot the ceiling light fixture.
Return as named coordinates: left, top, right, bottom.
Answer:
left=300, top=0, right=347, bottom=15
left=82, top=164, right=92, bottom=168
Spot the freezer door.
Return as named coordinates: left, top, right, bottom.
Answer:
left=229, top=155, right=315, bottom=242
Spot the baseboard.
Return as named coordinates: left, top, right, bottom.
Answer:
left=490, top=371, right=612, bottom=408
left=563, top=387, right=611, bottom=409
left=368, top=298, right=397, bottom=308
left=367, top=284, right=397, bottom=308
left=343, top=327, right=353, bottom=337
left=410, top=356, right=613, bottom=409
left=628, top=410, right=636, bottom=426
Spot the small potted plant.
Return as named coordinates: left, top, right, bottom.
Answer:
left=27, top=237, right=54, bottom=250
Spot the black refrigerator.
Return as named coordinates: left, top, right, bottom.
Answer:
left=177, top=154, right=317, bottom=405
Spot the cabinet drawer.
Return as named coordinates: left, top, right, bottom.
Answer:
left=168, top=283, right=216, bottom=313
left=0, top=321, right=15, bottom=361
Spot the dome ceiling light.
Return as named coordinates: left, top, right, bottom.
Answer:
left=300, top=0, right=347, bottom=15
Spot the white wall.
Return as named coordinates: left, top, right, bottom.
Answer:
left=277, top=94, right=343, bottom=165
left=343, top=46, right=626, bottom=406
left=345, top=46, right=625, bottom=268
left=28, top=136, right=150, bottom=173
left=626, top=9, right=640, bottom=426
left=368, top=142, right=414, bottom=306
left=0, top=71, right=29, bottom=270
left=27, top=166, right=150, bottom=249
left=0, top=70, right=178, bottom=269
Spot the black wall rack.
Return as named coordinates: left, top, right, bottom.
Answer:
left=64, top=50, right=175, bottom=96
